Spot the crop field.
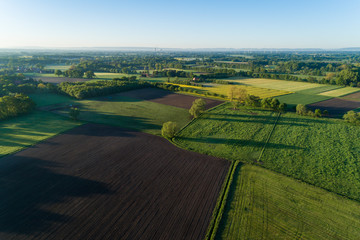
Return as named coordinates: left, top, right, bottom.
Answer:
left=175, top=103, right=278, bottom=162
left=44, top=65, right=71, bottom=70
left=308, top=98, right=360, bottom=116
left=276, top=93, right=331, bottom=107
left=93, top=72, right=136, bottom=79
left=51, top=94, right=191, bottom=135
left=118, top=88, right=223, bottom=109
left=202, top=84, right=290, bottom=99
left=216, top=164, right=360, bottom=240
left=0, top=123, right=230, bottom=240
left=319, top=87, right=360, bottom=97
left=261, top=112, right=360, bottom=200
left=296, top=85, right=342, bottom=95
left=0, top=111, right=81, bottom=157
left=229, top=78, right=323, bottom=92
left=29, top=93, right=73, bottom=107
left=341, top=91, right=360, bottom=101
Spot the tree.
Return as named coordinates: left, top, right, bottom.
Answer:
left=314, top=109, right=322, bottom=118
left=245, top=94, right=261, bottom=107
left=54, top=69, right=62, bottom=77
left=296, top=104, right=307, bottom=116
left=278, top=103, right=287, bottom=112
left=69, top=107, right=80, bottom=120
left=189, top=98, right=206, bottom=118
left=228, top=86, right=237, bottom=109
left=85, top=70, right=95, bottom=79
left=270, top=98, right=280, bottom=111
left=261, top=98, right=272, bottom=109
left=343, top=110, right=360, bottom=124
left=235, top=88, right=247, bottom=106
left=161, top=121, right=178, bottom=139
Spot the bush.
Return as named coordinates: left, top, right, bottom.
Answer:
left=161, top=121, right=178, bottom=138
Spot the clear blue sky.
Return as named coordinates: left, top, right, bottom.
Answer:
left=0, top=0, right=359, bottom=49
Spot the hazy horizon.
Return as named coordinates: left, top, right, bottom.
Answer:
left=1, top=0, right=359, bottom=49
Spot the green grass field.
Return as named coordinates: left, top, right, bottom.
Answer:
left=276, top=93, right=331, bottom=107
left=261, top=112, right=360, bottom=201
left=24, top=73, right=56, bottom=77
left=175, top=103, right=360, bottom=201
left=175, top=104, right=278, bottom=161
left=319, top=87, right=360, bottom=97
left=0, top=111, right=81, bottom=157
left=94, top=72, right=136, bottom=79
left=53, top=94, right=190, bottom=135
left=29, top=93, right=74, bottom=107
left=216, top=164, right=360, bottom=240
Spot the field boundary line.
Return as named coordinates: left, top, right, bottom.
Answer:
left=257, top=112, right=281, bottom=163
left=205, top=161, right=239, bottom=240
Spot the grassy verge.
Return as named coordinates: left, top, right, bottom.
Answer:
left=205, top=161, right=239, bottom=240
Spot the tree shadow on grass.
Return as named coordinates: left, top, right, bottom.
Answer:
left=177, top=137, right=304, bottom=150
left=0, top=156, right=112, bottom=236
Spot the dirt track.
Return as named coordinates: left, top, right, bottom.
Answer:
left=0, top=124, right=230, bottom=240
left=118, top=88, right=223, bottom=109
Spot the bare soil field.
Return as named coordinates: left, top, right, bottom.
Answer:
left=308, top=98, right=360, bottom=116
left=34, top=76, right=92, bottom=84
left=0, top=123, right=230, bottom=240
left=118, top=88, right=223, bottom=109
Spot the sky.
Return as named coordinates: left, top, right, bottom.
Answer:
left=0, top=0, right=359, bottom=49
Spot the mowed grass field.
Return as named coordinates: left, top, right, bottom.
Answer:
left=44, top=64, right=71, bottom=71
left=230, top=78, right=323, bottom=91
left=319, top=87, right=360, bottom=97
left=53, top=94, right=190, bottom=135
left=203, top=84, right=290, bottom=99
left=216, top=164, right=360, bottom=240
left=0, top=111, right=81, bottom=157
left=175, top=104, right=278, bottom=161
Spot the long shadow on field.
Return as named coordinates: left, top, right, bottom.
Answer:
left=0, top=156, right=112, bottom=235
left=177, top=137, right=303, bottom=150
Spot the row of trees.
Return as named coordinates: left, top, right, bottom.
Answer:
left=228, top=86, right=286, bottom=112
left=296, top=104, right=326, bottom=118
left=54, top=69, right=96, bottom=79
left=58, top=78, right=149, bottom=99
left=0, top=94, right=35, bottom=120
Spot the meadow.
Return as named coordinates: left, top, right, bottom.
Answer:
left=53, top=94, right=191, bottom=135
left=0, top=111, right=81, bottom=157
left=29, top=93, right=74, bottom=106
left=175, top=104, right=278, bottom=161
left=215, top=164, right=360, bottom=240
left=175, top=103, right=360, bottom=201
left=261, top=112, right=360, bottom=200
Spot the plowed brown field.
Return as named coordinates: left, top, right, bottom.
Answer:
left=308, top=98, right=360, bottom=116
left=0, top=124, right=230, bottom=240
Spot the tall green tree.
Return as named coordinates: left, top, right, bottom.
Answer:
left=161, top=121, right=178, bottom=139
left=189, top=98, right=206, bottom=118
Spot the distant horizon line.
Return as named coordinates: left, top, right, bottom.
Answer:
left=1, top=46, right=360, bottom=52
